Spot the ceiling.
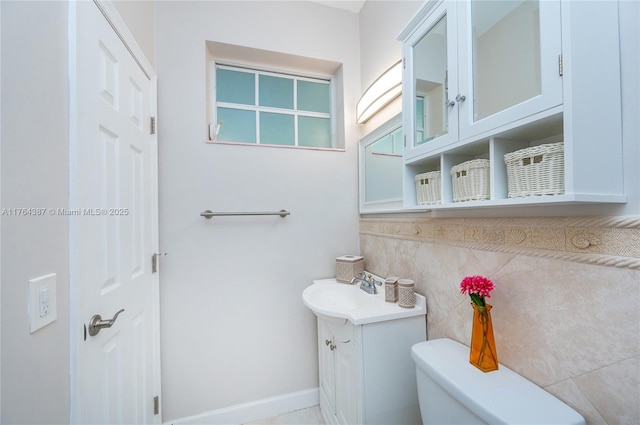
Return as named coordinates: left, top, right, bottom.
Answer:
left=310, top=0, right=367, bottom=13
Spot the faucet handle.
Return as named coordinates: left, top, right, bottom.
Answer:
left=366, top=274, right=383, bottom=286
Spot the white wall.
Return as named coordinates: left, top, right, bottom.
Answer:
left=112, top=0, right=156, bottom=67
left=155, top=1, right=361, bottom=421
left=0, top=2, right=70, bottom=423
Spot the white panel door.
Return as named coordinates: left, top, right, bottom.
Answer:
left=70, top=2, right=160, bottom=423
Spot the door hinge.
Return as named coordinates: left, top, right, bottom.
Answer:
left=151, top=254, right=158, bottom=273
left=151, top=252, right=167, bottom=273
left=403, top=57, right=406, bottom=69
left=150, top=116, right=156, bottom=135
left=404, top=134, right=407, bottom=147
left=153, top=396, right=159, bottom=415
left=558, top=54, right=563, bottom=77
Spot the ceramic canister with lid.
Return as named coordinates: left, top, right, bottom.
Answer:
left=397, top=279, right=415, bottom=308
left=384, top=276, right=398, bottom=303
left=335, top=255, right=364, bottom=283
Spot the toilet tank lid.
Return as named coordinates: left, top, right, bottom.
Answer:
left=411, top=338, right=585, bottom=425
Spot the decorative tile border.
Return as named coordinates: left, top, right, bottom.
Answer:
left=360, top=216, right=640, bottom=269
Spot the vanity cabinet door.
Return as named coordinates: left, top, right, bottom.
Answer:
left=318, top=319, right=359, bottom=425
left=315, top=314, right=428, bottom=424
left=403, top=0, right=459, bottom=161
left=457, top=0, right=562, bottom=140
left=318, top=320, right=336, bottom=418
left=332, top=323, right=358, bottom=425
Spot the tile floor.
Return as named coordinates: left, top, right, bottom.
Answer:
left=244, top=405, right=324, bottom=425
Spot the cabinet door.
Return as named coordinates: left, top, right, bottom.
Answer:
left=457, top=0, right=562, bottom=139
left=403, top=0, right=459, bottom=161
left=318, top=320, right=336, bottom=416
left=332, top=323, right=358, bottom=425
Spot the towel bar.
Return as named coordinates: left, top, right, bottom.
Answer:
left=200, top=209, right=290, bottom=219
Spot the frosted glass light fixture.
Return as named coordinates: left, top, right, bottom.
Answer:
left=356, top=60, right=402, bottom=124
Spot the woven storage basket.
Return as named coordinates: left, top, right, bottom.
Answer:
left=504, top=142, right=564, bottom=198
left=450, top=159, right=490, bottom=202
left=415, top=171, right=441, bottom=205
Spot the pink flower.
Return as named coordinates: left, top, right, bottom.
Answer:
left=460, top=275, right=495, bottom=306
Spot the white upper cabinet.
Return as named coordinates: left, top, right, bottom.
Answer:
left=398, top=0, right=625, bottom=209
left=402, top=0, right=562, bottom=160
left=457, top=0, right=562, bottom=140
left=402, top=1, right=459, bottom=158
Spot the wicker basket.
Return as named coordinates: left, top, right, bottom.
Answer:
left=504, top=142, right=564, bottom=198
left=450, top=159, right=490, bottom=202
left=415, top=171, right=441, bottom=205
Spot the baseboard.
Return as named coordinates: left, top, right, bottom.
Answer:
left=166, top=387, right=320, bottom=425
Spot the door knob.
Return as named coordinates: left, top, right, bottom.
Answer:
left=88, top=309, right=125, bottom=337
left=455, top=94, right=466, bottom=103
left=446, top=99, right=455, bottom=108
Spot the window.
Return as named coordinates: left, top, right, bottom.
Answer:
left=213, top=64, right=333, bottom=148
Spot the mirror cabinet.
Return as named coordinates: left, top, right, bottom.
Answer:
left=395, top=0, right=625, bottom=210
left=359, top=115, right=403, bottom=213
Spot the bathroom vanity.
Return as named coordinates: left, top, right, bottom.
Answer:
left=303, top=279, right=427, bottom=425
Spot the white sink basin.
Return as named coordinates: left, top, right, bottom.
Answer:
left=306, top=284, right=361, bottom=311
left=302, top=278, right=427, bottom=325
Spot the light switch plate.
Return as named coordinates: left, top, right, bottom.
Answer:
left=28, top=273, right=57, bottom=333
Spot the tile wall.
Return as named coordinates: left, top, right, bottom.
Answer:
left=360, top=216, right=640, bottom=425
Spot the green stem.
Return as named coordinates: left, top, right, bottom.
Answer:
left=470, top=293, right=485, bottom=307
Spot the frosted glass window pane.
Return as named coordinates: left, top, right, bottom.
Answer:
left=364, top=127, right=403, bottom=202
left=260, top=112, right=294, bottom=146
left=369, top=128, right=404, bottom=155
left=217, top=69, right=255, bottom=105
left=372, top=134, right=394, bottom=154
left=298, top=81, right=330, bottom=113
left=472, top=0, right=541, bottom=120
left=299, top=116, right=331, bottom=148
left=259, top=75, right=293, bottom=109
left=218, top=108, right=256, bottom=143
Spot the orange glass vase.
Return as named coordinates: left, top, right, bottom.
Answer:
left=469, top=303, right=499, bottom=372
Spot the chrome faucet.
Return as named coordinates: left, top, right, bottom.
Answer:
left=350, top=272, right=381, bottom=294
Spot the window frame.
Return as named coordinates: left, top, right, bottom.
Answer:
left=209, top=61, right=338, bottom=150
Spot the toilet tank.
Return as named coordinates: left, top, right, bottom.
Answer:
left=411, top=338, right=585, bottom=425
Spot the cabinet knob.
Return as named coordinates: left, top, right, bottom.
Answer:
left=446, top=99, right=456, bottom=108
left=330, top=344, right=336, bottom=351
left=325, top=339, right=332, bottom=346
left=455, top=94, right=466, bottom=103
